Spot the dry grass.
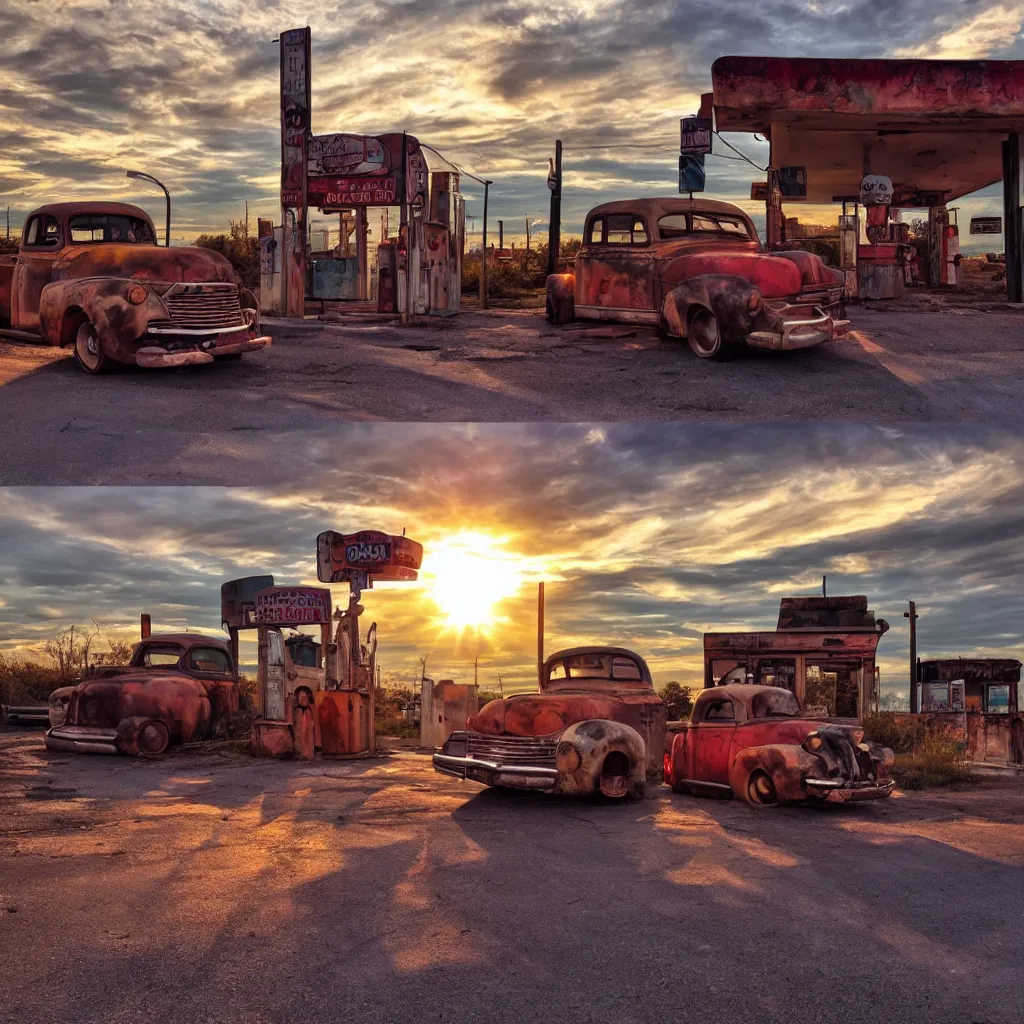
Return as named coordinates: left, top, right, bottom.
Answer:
left=863, top=711, right=974, bottom=789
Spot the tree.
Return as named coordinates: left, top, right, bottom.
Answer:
left=659, top=681, right=694, bottom=721
left=42, top=624, right=98, bottom=678
left=194, top=219, right=259, bottom=290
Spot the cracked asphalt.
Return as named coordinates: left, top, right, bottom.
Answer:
left=1, top=304, right=1024, bottom=483
left=1, top=730, right=1022, bottom=1024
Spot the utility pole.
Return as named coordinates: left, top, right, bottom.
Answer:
left=546, top=139, right=562, bottom=277
left=497, top=672, right=504, bottom=698
left=498, top=220, right=504, bottom=249
left=480, top=179, right=492, bottom=310
left=537, top=581, right=545, bottom=688
left=904, top=601, right=919, bottom=713
left=474, top=656, right=478, bottom=689
left=525, top=215, right=531, bottom=251
left=244, top=200, right=249, bottom=241
left=5, top=206, right=8, bottom=241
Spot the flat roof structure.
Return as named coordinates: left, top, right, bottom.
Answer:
left=712, top=56, right=1024, bottom=204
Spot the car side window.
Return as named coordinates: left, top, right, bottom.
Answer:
left=24, top=215, right=62, bottom=249
left=586, top=217, right=604, bottom=245
left=700, top=697, right=736, bottom=722
left=187, top=647, right=232, bottom=675
left=605, top=214, right=648, bottom=245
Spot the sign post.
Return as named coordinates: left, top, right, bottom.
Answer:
left=546, top=140, right=562, bottom=278
left=280, top=27, right=311, bottom=318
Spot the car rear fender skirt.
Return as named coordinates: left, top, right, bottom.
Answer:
left=555, top=718, right=647, bottom=798
left=730, top=743, right=822, bottom=805
left=661, top=274, right=760, bottom=341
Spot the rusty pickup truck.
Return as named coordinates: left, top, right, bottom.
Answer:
left=663, top=684, right=894, bottom=806
left=434, top=647, right=666, bottom=799
left=546, top=197, right=847, bottom=359
left=0, top=201, right=269, bottom=372
left=44, top=633, right=240, bottom=756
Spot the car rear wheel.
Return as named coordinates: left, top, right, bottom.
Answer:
left=745, top=770, right=779, bottom=807
left=687, top=307, right=730, bottom=360
left=138, top=719, right=170, bottom=757
left=74, top=321, right=109, bottom=374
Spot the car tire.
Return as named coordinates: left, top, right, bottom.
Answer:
left=74, top=320, right=109, bottom=374
left=687, top=307, right=731, bottom=361
left=745, top=770, right=779, bottom=807
left=138, top=719, right=170, bottom=757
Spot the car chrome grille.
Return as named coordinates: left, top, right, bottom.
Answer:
left=163, top=284, right=244, bottom=331
left=467, top=733, right=557, bottom=767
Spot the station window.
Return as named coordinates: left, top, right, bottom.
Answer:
left=806, top=663, right=860, bottom=718
left=757, top=659, right=796, bottom=690
left=986, top=684, right=1011, bottom=714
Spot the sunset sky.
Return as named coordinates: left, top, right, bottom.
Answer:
left=0, top=423, right=1021, bottom=697
left=0, top=0, right=1018, bottom=248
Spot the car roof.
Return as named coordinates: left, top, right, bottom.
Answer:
left=136, top=633, right=231, bottom=652
left=545, top=646, right=653, bottom=682
left=29, top=201, right=155, bottom=223
left=585, top=197, right=753, bottom=223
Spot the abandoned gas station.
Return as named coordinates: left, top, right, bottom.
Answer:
left=706, top=57, right=1024, bottom=301
left=260, top=27, right=466, bottom=321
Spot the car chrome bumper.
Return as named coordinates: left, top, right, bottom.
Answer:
left=748, top=306, right=851, bottom=351
left=45, top=725, right=119, bottom=755
left=134, top=335, right=271, bottom=368
left=433, top=753, right=559, bottom=791
left=805, top=777, right=895, bottom=802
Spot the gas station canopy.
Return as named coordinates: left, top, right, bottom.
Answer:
left=712, top=57, right=1024, bottom=204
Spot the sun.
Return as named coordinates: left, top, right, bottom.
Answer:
left=424, top=531, right=527, bottom=633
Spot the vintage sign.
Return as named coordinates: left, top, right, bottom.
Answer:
left=308, top=134, right=389, bottom=177
left=678, top=153, right=706, bottom=193
left=221, top=575, right=276, bottom=631
left=308, top=177, right=398, bottom=206
left=280, top=27, right=310, bottom=208
left=254, top=586, right=332, bottom=626
left=970, top=216, right=1002, bottom=235
left=317, top=530, right=424, bottom=584
left=750, top=181, right=768, bottom=201
left=680, top=116, right=712, bottom=155
left=778, top=166, right=807, bottom=199
left=860, top=174, right=893, bottom=205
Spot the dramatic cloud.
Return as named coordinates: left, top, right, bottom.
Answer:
left=0, top=422, right=1022, bottom=698
left=0, top=0, right=1015, bottom=247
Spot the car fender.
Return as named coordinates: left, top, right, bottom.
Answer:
left=661, top=274, right=761, bottom=340
left=38, top=277, right=168, bottom=360
left=729, top=743, right=823, bottom=804
left=555, top=718, right=647, bottom=797
left=545, top=272, right=576, bottom=324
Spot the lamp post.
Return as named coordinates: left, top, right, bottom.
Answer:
left=126, top=170, right=170, bottom=247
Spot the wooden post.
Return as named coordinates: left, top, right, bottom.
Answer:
left=547, top=139, right=562, bottom=277
left=355, top=206, right=368, bottom=300
left=905, top=601, right=919, bottom=713
left=1003, top=134, right=1022, bottom=302
left=537, top=581, right=545, bottom=688
left=479, top=179, right=491, bottom=310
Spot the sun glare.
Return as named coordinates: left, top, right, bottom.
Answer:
left=425, top=531, right=527, bottom=633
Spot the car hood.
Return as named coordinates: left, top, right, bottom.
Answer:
left=60, top=244, right=236, bottom=285
left=469, top=692, right=626, bottom=737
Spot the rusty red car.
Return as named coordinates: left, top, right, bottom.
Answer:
left=663, top=684, right=894, bottom=806
left=44, top=633, right=240, bottom=756
left=546, top=197, right=846, bottom=359
left=433, top=647, right=666, bottom=799
left=0, top=201, right=270, bottom=373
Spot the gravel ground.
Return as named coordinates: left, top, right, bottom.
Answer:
left=1, top=729, right=1022, bottom=1024
left=1, top=304, right=1023, bottom=483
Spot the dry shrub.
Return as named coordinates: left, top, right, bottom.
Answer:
left=376, top=715, right=418, bottom=739
left=0, top=655, right=72, bottom=706
left=863, top=711, right=972, bottom=789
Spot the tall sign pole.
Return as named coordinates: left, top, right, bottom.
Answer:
left=479, top=179, right=492, bottom=310
left=537, top=581, right=545, bottom=688
left=546, top=140, right=562, bottom=277
left=904, top=600, right=919, bottom=713
left=280, top=27, right=311, bottom=319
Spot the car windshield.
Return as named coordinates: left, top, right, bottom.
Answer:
left=658, top=212, right=751, bottom=240
left=68, top=214, right=156, bottom=245
left=750, top=690, right=801, bottom=718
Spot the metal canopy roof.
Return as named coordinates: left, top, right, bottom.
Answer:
left=712, top=57, right=1024, bottom=204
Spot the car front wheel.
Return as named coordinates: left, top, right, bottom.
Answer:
left=74, top=320, right=109, bottom=374
left=687, top=307, right=730, bottom=360
left=745, top=770, right=779, bottom=807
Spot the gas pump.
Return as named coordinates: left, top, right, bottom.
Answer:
left=315, top=529, right=424, bottom=758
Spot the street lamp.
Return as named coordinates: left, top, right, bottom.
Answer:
left=126, top=170, right=170, bottom=247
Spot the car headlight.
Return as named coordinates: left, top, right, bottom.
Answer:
left=444, top=737, right=467, bottom=758
left=803, top=733, right=824, bottom=753
left=126, top=284, right=148, bottom=305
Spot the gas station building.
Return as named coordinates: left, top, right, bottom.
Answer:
left=708, top=57, right=1024, bottom=301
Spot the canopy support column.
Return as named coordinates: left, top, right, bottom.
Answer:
left=1003, top=133, right=1023, bottom=303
